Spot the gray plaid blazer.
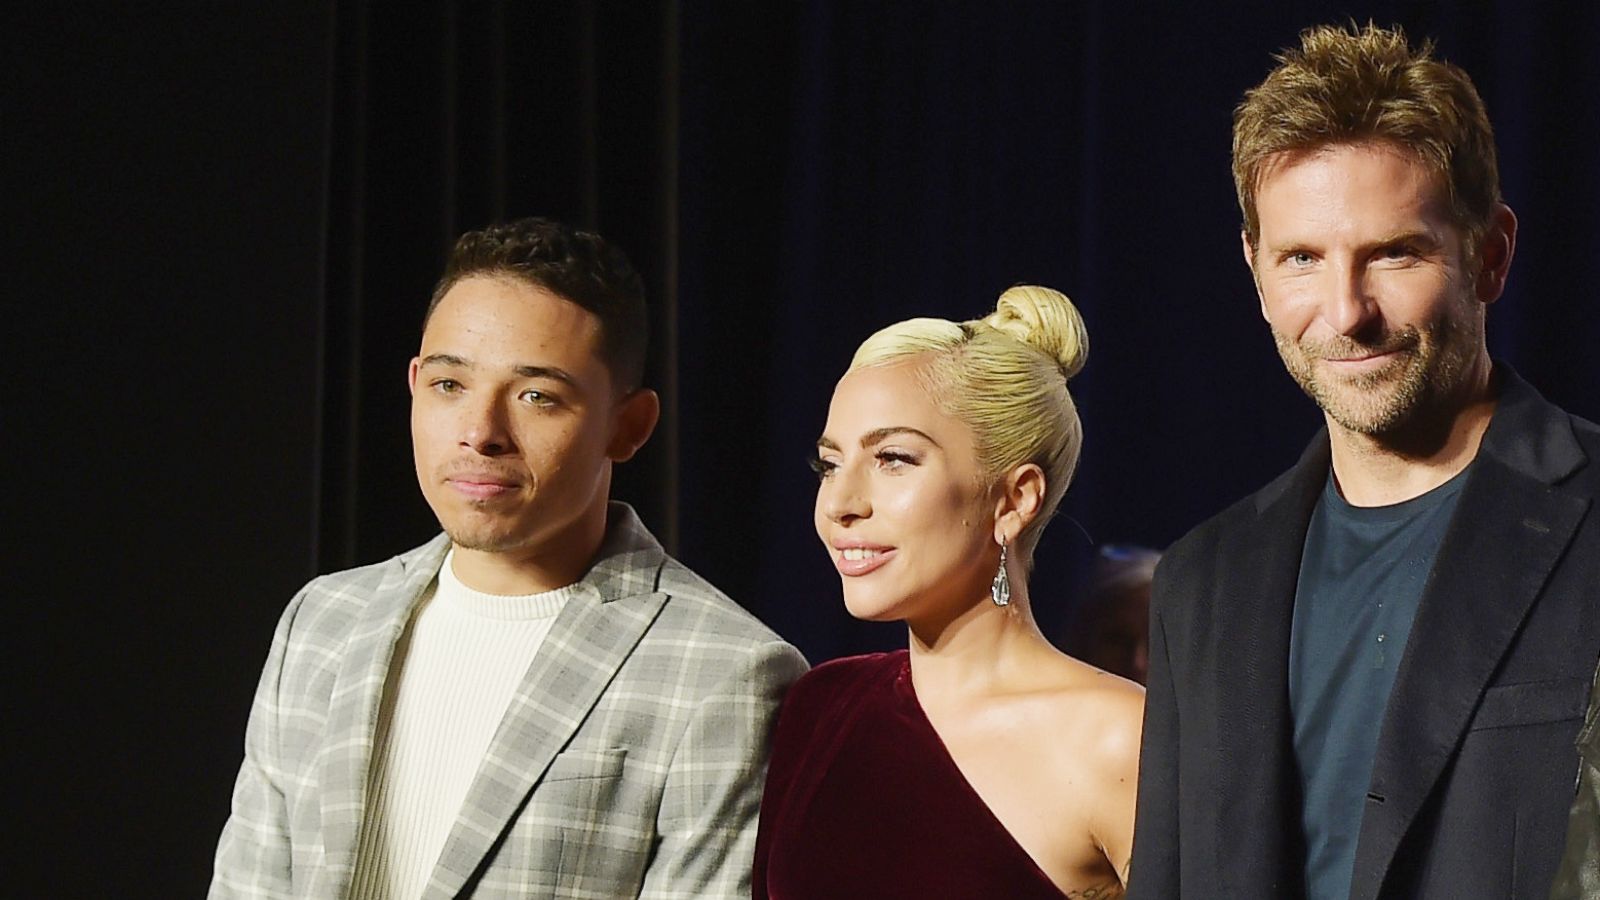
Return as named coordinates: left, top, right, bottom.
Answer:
left=211, top=503, right=807, bottom=899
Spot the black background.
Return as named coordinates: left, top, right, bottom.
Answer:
left=10, top=2, right=1597, bottom=894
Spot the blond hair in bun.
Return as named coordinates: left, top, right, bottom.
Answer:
left=848, top=285, right=1088, bottom=562
left=981, top=284, right=1089, bottom=379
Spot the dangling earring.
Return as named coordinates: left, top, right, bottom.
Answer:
left=991, top=539, right=1011, bottom=607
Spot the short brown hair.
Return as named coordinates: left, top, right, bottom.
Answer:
left=1233, top=23, right=1501, bottom=252
left=427, top=217, right=649, bottom=390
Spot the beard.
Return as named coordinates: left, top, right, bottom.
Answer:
left=1272, top=304, right=1483, bottom=436
left=444, top=522, right=522, bottom=553
left=436, top=494, right=535, bottom=554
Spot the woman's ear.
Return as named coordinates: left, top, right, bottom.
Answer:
left=993, top=463, right=1046, bottom=544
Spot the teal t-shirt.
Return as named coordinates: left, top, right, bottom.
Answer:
left=1289, top=466, right=1470, bottom=900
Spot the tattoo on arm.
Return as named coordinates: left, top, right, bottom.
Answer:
left=1064, top=882, right=1125, bottom=899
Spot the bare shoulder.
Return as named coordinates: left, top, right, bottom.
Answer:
left=1038, top=657, right=1144, bottom=777
left=1077, top=662, right=1144, bottom=753
left=1035, top=657, right=1143, bottom=879
left=1020, top=653, right=1142, bottom=731
left=984, top=652, right=1143, bottom=884
left=976, top=653, right=1144, bottom=793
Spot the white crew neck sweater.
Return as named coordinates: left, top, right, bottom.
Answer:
left=349, top=550, right=573, bottom=900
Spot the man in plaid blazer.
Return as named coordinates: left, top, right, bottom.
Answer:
left=211, top=218, right=807, bottom=899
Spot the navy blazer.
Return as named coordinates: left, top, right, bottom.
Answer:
left=1128, top=368, right=1600, bottom=900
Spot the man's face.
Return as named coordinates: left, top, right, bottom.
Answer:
left=409, top=275, right=647, bottom=561
left=1245, top=142, right=1498, bottom=436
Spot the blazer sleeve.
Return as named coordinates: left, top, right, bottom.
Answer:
left=1127, top=592, right=1181, bottom=899
left=637, top=638, right=808, bottom=900
left=208, top=588, right=305, bottom=900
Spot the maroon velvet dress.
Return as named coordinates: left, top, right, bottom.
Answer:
left=753, top=651, right=1070, bottom=899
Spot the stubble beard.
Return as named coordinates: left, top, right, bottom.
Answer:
left=446, top=524, right=520, bottom=553
left=1273, top=306, right=1482, bottom=437
left=439, top=496, right=530, bottom=554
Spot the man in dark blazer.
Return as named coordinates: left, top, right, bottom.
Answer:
left=1128, top=23, right=1600, bottom=900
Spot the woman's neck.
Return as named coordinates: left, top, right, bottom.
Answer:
left=905, top=583, right=1055, bottom=705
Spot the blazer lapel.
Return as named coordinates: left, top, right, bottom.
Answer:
left=424, top=505, right=669, bottom=898
left=1213, top=437, right=1328, bottom=894
left=1349, top=371, right=1590, bottom=900
left=316, top=536, right=449, bottom=898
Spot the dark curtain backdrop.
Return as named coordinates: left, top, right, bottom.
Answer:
left=11, top=2, right=1597, bottom=894
left=318, top=0, right=680, bottom=573
left=684, top=0, right=1600, bottom=661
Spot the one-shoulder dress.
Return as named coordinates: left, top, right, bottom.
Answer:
left=753, top=650, right=1069, bottom=899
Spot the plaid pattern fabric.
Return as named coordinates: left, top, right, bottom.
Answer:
left=211, top=504, right=807, bottom=899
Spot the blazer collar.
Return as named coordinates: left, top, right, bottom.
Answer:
left=315, top=531, right=450, bottom=896
left=1210, top=435, right=1328, bottom=893
left=316, top=503, right=668, bottom=898
left=1473, top=364, right=1586, bottom=485
left=424, top=502, right=670, bottom=898
left=1349, top=365, right=1591, bottom=900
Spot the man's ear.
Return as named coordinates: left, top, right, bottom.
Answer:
left=1474, top=203, right=1518, bottom=305
left=992, top=463, right=1047, bottom=545
left=608, top=388, right=660, bottom=462
left=1241, top=230, right=1269, bottom=322
left=407, top=357, right=421, bottom=395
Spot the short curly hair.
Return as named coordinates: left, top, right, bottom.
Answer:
left=1233, top=23, right=1501, bottom=254
left=426, top=217, right=649, bottom=389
